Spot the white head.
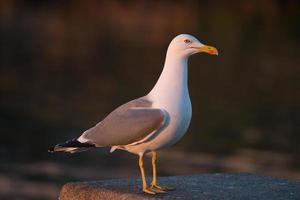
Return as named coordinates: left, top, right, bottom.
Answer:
left=167, top=34, right=218, bottom=59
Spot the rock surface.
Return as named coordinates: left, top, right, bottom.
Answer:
left=60, top=173, right=300, bottom=200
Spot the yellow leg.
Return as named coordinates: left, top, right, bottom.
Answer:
left=150, top=151, right=175, bottom=192
left=138, top=154, right=156, bottom=194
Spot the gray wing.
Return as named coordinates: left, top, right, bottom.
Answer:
left=79, top=97, right=167, bottom=147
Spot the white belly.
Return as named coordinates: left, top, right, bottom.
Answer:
left=124, top=94, right=192, bottom=155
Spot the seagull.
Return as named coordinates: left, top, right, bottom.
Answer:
left=49, top=34, right=218, bottom=194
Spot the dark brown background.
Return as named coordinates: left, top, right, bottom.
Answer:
left=0, top=0, right=299, bottom=199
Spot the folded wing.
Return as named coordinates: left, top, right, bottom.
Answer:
left=78, top=98, right=167, bottom=147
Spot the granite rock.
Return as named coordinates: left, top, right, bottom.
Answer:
left=60, top=173, right=300, bottom=200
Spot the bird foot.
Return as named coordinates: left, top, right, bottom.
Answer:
left=151, top=184, right=175, bottom=192
left=149, top=185, right=167, bottom=193
left=143, top=187, right=156, bottom=195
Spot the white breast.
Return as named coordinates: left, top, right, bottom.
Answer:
left=153, top=93, right=192, bottom=148
left=123, top=92, right=192, bottom=155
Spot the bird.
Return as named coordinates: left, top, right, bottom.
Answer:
left=49, top=34, right=218, bottom=194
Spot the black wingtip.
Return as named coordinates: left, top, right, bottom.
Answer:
left=48, top=138, right=95, bottom=153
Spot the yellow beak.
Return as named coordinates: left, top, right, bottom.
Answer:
left=194, top=45, right=218, bottom=55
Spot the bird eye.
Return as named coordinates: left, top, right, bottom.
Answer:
left=184, top=39, right=191, bottom=44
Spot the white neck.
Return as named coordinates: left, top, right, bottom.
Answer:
left=148, top=51, right=189, bottom=101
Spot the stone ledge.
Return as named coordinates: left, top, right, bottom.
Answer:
left=60, top=173, right=300, bottom=200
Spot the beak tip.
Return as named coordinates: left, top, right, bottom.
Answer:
left=213, top=48, right=219, bottom=56
left=196, top=45, right=219, bottom=56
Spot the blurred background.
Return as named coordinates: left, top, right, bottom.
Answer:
left=0, top=0, right=299, bottom=199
